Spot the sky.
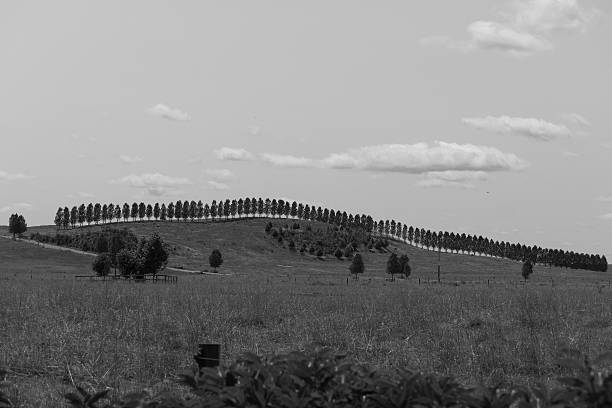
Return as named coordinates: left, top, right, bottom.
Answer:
left=0, top=0, right=610, bottom=258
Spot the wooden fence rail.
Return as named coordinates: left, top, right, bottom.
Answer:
left=75, top=274, right=178, bottom=283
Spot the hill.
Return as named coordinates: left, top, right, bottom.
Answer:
left=24, top=218, right=609, bottom=285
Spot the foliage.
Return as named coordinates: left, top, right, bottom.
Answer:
left=138, top=233, right=168, bottom=275
left=63, top=347, right=612, bottom=408
left=53, top=198, right=608, bottom=272
left=115, top=249, right=141, bottom=276
left=522, top=261, right=534, bottom=281
left=386, top=253, right=402, bottom=281
left=8, top=214, right=27, bottom=239
left=91, top=253, right=111, bottom=276
left=349, top=253, right=364, bottom=278
left=209, top=249, right=223, bottom=272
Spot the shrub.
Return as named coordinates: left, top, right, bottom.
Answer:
left=522, top=261, right=533, bottom=281
left=334, top=248, right=343, bottom=259
left=209, top=249, right=223, bottom=272
left=116, top=249, right=141, bottom=276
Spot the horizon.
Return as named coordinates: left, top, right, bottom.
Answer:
left=1, top=1, right=610, bottom=258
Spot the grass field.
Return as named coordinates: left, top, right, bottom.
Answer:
left=1, top=220, right=611, bottom=406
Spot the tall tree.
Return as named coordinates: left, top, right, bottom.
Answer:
left=70, top=206, right=78, bottom=228
left=93, top=203, right=101, bottom=225
left=138, top=202, right=146, bottom=222
left=264, top=199, right=271, bottom=217
left=146, top=204, right=153, bottom=221
left=160, top=203, right=167, bottom=221
left=78, top=204, right=86, bottom=226
left=223, top=199, right=230, bottom=220
left=237, top=199, right=244, bottom=218
left=54, top=207, right=63, bottom=230
left=243, top=197, right=251, bottom=218
left=62, top=207, right=70, bottom=229
left=139, top=233, right=168, bottom=275
left=230, top=199, right=237, bottom=218
left=203, top=203, right=210, bottom=220
left=210, top=200, right=217, bottom=220
left=175, top=200, right=183, bottom=222
left=522, top=261, right=533, bottom=281
left=188, top=200, right=196, bottom=222
left=197, top=200, right=204, bottom=221
left=86, top=203, right=94, bottom=225
left=130, top=203, right=138, bottom=222
left=167, top=202, right=175, bottom=221
left=153, top=203, right=160, bottom=221
left=101, top=204, right=108, bottom=224
left=270, top=199, right=278, bottom=218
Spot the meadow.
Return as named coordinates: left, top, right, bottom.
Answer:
left=0, top=221, right=611, bottom=406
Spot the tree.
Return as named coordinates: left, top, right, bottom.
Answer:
left=153, top=203, right=160, bottom=221
left=94, top=203, right=101, bottom=225
left=130, top=203, right=138, bottom=222
left=243, top=197, right=251, bottom=218
left=70, top=206, right=78, bottom=228
left=62, top=207, right=70, bottom=229
left=92, top=253, right=112, bottom=276
left=210, top=200, right=217, bottom=220
left=203, top=204, right=210, bottom=220
left=386, top=253, right=401, bottom=281
left=138, top=202, right=146, bottom=222
left=160, top=203, right=167, bottom=221
left=101, top=204, right=108, bottom=224
left=209, top=249, right=223, bottom=272
left=54, top=207, right=63, bottom=230
left=223, top=200, right=230, bottom=220
left=139, top=233, right=168, bottom=275
left=86, top=203, right=94, bottom=225
left=115, top=205, right=122, bottom=223
left=182, top=199, right=191, bottom=222
left=175, top=201, right=182, bottom=222
left=334, top=248, right=343, bottom=259
left=8, top=214, right=27, bottom=239
left=197, top=200, right=204, bottom=221
left=116, top=249, right=141, bottom=276
left=146, top=204, right=153, bottom=221
left=167, top=202, right=175, bottom=221
left=189, top=200, right=197, bottom=222
left=78, top=204, right=86, bottom=226
left=522, top=261, right=533, bottom=281
left=349, top=253, right=364, bottom=280
left=237, top=199, right=244, bottom=218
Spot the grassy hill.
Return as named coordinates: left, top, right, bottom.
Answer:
left=23, top=218, right=610, bottom=285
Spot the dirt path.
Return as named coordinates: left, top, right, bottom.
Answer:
left=0, top=235, right=231, bottom=276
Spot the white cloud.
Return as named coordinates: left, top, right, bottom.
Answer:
left=319, top=142, right=527, bottom=173
left=422, top=0, right=598, bottom=56
left=77, top=192, right=95, bottom=199
left=0, top=171, right=33, bottom=181
left=248, top=125, right=262, bottom=136
left=462, top=116, right=572, bottom=140
left=204, top=168, right=234, bottom=181
left=597, top=196, right=612, bottom=202
left=600, top=213, right=612, bottom=221
left=112, top=173, right=192, bottom=196
left=415, top=179, right=475, bottom=189
left=119, top=155, right=144, bottom=164
left=207, top=180, right=230, bottom=190
left=562, top=151, right=579, bottom=157
left=0, top=203, right=33, bottom=213
left=260, top=153, right=315, bottom=168
left=214, top=147, right=255, bottom=161
left=147, top=103, right=190, bottom=121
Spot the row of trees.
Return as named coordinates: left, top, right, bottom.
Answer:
left=54, top=198, right=608, bottom=272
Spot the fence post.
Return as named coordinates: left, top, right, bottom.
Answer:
left=194, top=344, right=220, bottom=369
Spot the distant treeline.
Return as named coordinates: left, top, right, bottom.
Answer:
left=30, top=228, right=138, bottom=254
left=53, top=198, right=608, bottom=272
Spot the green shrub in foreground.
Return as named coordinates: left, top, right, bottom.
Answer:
left=57, top=347, right=612, bottom=408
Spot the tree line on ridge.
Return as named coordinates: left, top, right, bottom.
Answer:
left=52, top=198, right=608, bottom=272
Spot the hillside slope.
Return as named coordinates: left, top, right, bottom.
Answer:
left=26, top=219, right=609, bottom=284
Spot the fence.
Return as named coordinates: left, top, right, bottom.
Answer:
left=75, top=274, right=178, bottom=283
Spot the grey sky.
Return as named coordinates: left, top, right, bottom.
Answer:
left=1, top=1, right=610, bottom=258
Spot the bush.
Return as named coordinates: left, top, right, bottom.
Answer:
left=116, top=249, right=141, bottom=276
left=92, top=253, right=111, bottom=276
left=209, top=249, right=223, bottom=272
left=316, top=248, right=324, bottom=258
left=334, top=248, right=343, bottom=259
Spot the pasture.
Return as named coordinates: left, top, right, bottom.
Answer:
left=1, top=230, right=611, bottom=406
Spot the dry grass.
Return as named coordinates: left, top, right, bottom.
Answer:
left=1, top=220, right=611, bottom=406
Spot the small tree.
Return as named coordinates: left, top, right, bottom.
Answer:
left=522, top=261, right=533, bottom=281
left=334, top=248, right=343, bottom=259
left=349, top=253, right=364, bottom=280
left=116, top=248, right=141, bottom=276
left=386, top=253, right=401, bottom=281
left=92, top=253, right=112, bottom=276
left=398, top=254, right=410, bottom=278
left=209, top=249, right=223, bottom=272
left=8, top=214, right=27, bottom=240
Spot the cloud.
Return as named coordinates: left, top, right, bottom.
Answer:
left=204, top=168, right=234, bottom=181
left=600, top=213, right=612, bottom=221
left=416, top=170, right=488, bottom=189
left=0, top=203, right=32, bottom=213
left=319, top=142, right=526, bottom=173
left=207, top=180, right=230, bottom=190
left=119, top=155, right=144, bottom=164
left=78, top=192, right=95, bottom=199
left=0, top=171, right=33, bottom=182
left=214, top=147, right=255, bottom=161
left=248, top=125, right=262, bottom=136
left=260, top=153, right=315, bottom=168
left=462, top=116, right=572, bottom=140
left=259, top=142, right=526, bottom=175
left=112, top=173, right=192, bottom=196
left=597, top=196, right=612, bottom=202
left=422, top=0, right=598, bottom=56
left=147, top=103, right=190, bottom=121
left=562, top=151, right=579, bottom=157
